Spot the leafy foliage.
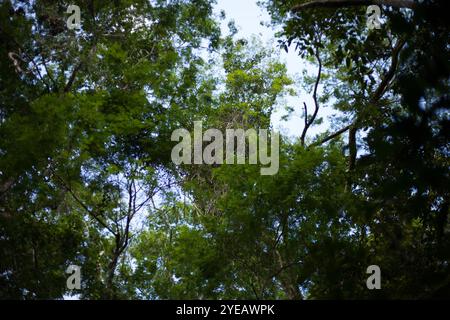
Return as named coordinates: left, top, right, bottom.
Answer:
left=0, top=0, right=448, bottom=299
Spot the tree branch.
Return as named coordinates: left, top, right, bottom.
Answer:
left=292, top=0, right=417, bottom=13
left=52, top=171, right=116, bottom=235
left=348, top=125, right=357, bottom=171
left=307, top=39, right=405, bottom=148
left=371, top=39, right=406, bottom=104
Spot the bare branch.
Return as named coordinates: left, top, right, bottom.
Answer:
left=371, top=39, right=406, bottom=104
left=300, top=49, right=322, bottom=146
left=308, top=124, right=351, bottom=148
left=52, top=171, right=116, bottom=235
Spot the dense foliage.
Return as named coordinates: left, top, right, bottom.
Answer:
left=0, top=0, right=448, bottom=299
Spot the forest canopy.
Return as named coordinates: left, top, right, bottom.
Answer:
left=0, top=0, right=449, bottom=299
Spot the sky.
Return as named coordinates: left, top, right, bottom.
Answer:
left=213, top=0, right=336, bottom=140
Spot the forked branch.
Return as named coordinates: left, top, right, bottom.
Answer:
left=292, top=0, right=417, bottom=13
